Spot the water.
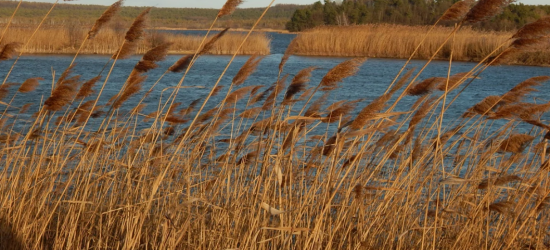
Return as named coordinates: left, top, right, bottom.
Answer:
left=1, top=32, right=549, bottom=135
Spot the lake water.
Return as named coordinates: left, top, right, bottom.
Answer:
left=1, top=31, right=549, bottom=136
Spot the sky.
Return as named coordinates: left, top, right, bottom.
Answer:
left=30, top=0, right=550, bottom=8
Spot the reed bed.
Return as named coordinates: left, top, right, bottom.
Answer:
left=0, top=27, right=271, bottom=55
left=291, top=24, right=550, bottom=65
left=0, top=0, right=549, bottom=249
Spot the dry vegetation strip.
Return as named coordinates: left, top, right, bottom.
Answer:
left=1, top=0, right=550, bottom=249
left=0, top=27, right=271, bottom=55
left=292, top=24, right=550, bottom=65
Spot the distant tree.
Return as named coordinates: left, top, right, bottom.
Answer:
left=285, top=0, right=550, bottom=32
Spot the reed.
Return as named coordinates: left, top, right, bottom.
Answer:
left=0, top=0, right=549, bottom=249
left=291, top=24, right=550, bottom=65
left=0, top=27, right=271, bottom=55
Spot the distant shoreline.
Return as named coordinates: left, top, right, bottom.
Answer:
left=152, top=27, right=293, bottom=34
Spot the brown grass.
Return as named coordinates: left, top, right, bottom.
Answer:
left=2, top=2, right=550, bottom=250
left=0, top=27, right=271, bottom=55
left=291, top=24, right=550, bottom=65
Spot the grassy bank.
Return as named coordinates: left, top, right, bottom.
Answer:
left=0, top=1, right=299, bottom=30
left=292, top=24, right=550, bottom=65
left=1, top=0, right=550, bottom=249
left=0, top=27, right=271, bottom=55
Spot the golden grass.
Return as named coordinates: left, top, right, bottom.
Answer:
left=291, top=24, right=550, bottom=65
left=0, top=1, right=550, bottom=249
left=0, top=27, right=271, bottom=55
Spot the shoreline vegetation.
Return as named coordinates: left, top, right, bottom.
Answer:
left=2, top=0, right=550, bottom=249
left=0, top=1, right=299, bottom=30
left=291, top=25, right=550, bottom=66
left=5, top=24, right=550, bottom=67
left=0, top=28, right=271, bottom=55
left=3, top=24, right=550, bottom=66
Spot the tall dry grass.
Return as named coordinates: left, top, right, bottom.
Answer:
left=0, top=27, right=271, bottom=55
left=0, top=0, right=549, bottom=249
left=291, top=24, right=550, bottom=65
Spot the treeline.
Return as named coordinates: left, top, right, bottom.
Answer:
left=286, top=0, right=550, bottom=32
left=0, top=1, right=300, bottom=30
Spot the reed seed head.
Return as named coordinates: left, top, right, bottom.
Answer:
left=512, top=16, right=550, bottom=40
left=232, top=55, right=263, bottom=86
left=218, top=0, right=244, bottom=18
left=199, top=28, right=230, bottom=56
left=125, top=8, right=150, bottom=42
left=18, top=77, right=43, bottom=93
left=0, top=43, right=21, bottom=60
left=320, top=58, right=366, bottom=91
left=88, top=0, right=124, bottom=39
left=284, top=66, right=317, bottom=102
left=169, top=55, right=192, bottom=73
left=441, top=0, right=473, bottom=21
left=464, top=0, right=509, bottom=24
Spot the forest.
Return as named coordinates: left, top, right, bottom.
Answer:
left=285, top=0, right=550, bottom=31
left=0, top=1, right=300, bottom=30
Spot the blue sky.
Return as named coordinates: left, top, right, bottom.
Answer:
left=34, top=0, right=550, bottom=8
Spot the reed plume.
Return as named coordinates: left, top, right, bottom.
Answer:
left=436, top=72, right=470, bottom=91
left=45, top=76, right=82, bottom=111
left=143, top=42, right=171, bottom=62
left=279, top=39, right=296, bottom=73
left=125, top=8, right=150, bottom=42
left=131, top=103, right=147, bottom=114
left=487, top=201, right=515, bottom=215
left=75, top=100, right=96, bottom=124
left=464, top=0, right=509, bottom=24
left=441, top=0, right=473, bottom=21
left=407, top=77, right=444, bottom=96
left=322, top=135, right=338, bottom=156
left=240, top=107, right=262, bottom=119
left=211, top=86, right=224, bottom=97
left=178, top=98, right=201, bottom=117
left=232, top=55, right=263, bottom=86
left=18, top=77, right=43, bottom=93
left=88, top=0, right=123, bottom=39
left=218, top=0, right=244, bottom=18
left=390, top=68, right=414, bottom=95
left=76, top=75, right=101, bottom=99
left=19, top=103, right=31, bottom=114
left=113, top=41, right=137, bottom=59
left=499, top=134, right=534, bottom=153
left=226, top=86, right=258, bottom=104
left=349, top=94, right=391, bottom=130
left=501, top=76, right=549, bottom=103
left=0, top=42, right=21, bottom=60
left=134, top=60, right=158, bottom=72
left=199, top=28, right=230, bottom=56
left=319, top=58, right=366, bottom=91
left=282, top=122, right=305, bottom=150
left=492, top=102, right=550, bottom=120
left=251, top=86, right=272, bottom=104
left=304, top=93, right=328, bottom=118
left=262, top=75, right=287, bottom=110
left=323, top=101, right=358, bottom=124
left=478, top=175, right=522, bottom=189
left=56, top=64, right=76, bottom=86
left=512, top=16, right=550, bottom=39
left=135, top=42, right=172, bottom=72
left=409, top=97, right=436, bottom=129
left=112, top=72, right=146, bottom=109
left=342, top=155, right=359, bottom=169
left=284, top=66, right=317, bottom=102
left=0, top=83, right=16, bottom=101
left=169, top=55, right=192, bottom=73
left=493, top=16, right=550, bottom=64
left=465, top=95, right=502, bottom=117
